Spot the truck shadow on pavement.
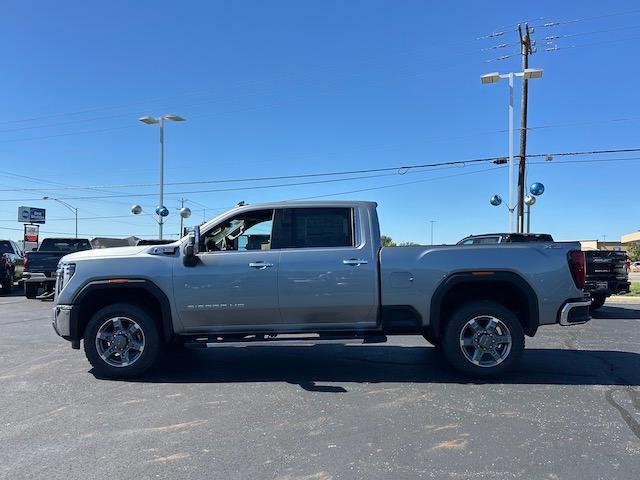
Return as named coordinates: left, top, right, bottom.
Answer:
left=591, top=306, right=640, bottom=320
left=102, top=346, right=640, bottom=391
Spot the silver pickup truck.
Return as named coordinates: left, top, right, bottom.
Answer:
left=52, top=200, right=590, bottom=378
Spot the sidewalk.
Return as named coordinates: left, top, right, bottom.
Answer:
left=608, top=295, right=640, bottom=304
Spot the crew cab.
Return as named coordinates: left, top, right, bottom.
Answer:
left=24, top=238, right=92, bottom=298
left=52, top=201, right=590, bottom=378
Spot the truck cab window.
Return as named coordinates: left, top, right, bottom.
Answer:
left=273, top=207, right=354, bottom=249
left=202, top=209, right=274, bottom=252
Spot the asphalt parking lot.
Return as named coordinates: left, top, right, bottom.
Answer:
left=1, top=294, right=639, bottom=480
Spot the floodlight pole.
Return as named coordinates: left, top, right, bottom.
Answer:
left=508, top=72, right=514, bottom=233
left=43, top=197, right=78, bottom=238
left=159, top=116, right=165, bottom=240
left=481, top=66, right=542, bottom=232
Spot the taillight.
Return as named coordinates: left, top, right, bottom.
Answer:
left=568, top=250, right=586, bottom=289
left=24, top=254, right=29, bottom=270
left=0, top=255, right=6, bottom=267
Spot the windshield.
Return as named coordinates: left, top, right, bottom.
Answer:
left=40, top=239, right=91, bottom=252
left=0, top=241, right=13, bottom=255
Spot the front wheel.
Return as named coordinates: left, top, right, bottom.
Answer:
left=1, top=274, right=12, bottom=294
left=442, top=301, right=525, bottom=378
left=589, top=294, right=606, bottom=311
left=83, top=303, right=162, bottom=378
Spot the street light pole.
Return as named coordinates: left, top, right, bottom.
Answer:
left=139, top=114, right=186, bottom=240
left=481, top=68, right=543, bottom=232
left=508, top=72, right=514, bottom=233
left=42, top=197, right=78, bottom=238
left=429, top=220, right=436, bottom=245
left=159, top=116, right=165, bottom=240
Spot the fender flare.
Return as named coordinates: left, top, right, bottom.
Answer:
left=69, top=279, right=174, bottom=343
left=429, top=271, right=539, bottom=338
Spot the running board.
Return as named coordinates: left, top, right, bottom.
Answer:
left=183, top=333, right=387, bottom=349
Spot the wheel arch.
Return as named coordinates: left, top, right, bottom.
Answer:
left=428, top=271, right=539, bottom=340
left=69, top=279, right=174, bottom=345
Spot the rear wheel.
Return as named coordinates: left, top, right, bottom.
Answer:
left=24, top=283, right=38, bottom=299
left=83, top=303, right=162, bottom=378
left=590, top=294, right=606, bottom=311
left=442, top=301, right=524, bottom=378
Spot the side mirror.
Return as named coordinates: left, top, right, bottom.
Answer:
left=183, top=225, right=201, bottom=267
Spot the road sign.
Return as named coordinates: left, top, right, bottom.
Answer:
left=18, top=206, right=46, bottom=224
left=24, top=224, right=39, bottom=243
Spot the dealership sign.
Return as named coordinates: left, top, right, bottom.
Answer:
left=18, top=206, right=46, bottom=224
left=24, top=224, right=39, bottom=243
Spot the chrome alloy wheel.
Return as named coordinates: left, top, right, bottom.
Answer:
left=459, top=315, right=512, bottom=368
left=95, top=317, right=145, bottom=368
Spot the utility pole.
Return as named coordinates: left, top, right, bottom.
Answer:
left=517, top=23, right=533, bottom=233
left=179, top=198, right=185, bottom=237
left=429, top=220, right=436, bottom=245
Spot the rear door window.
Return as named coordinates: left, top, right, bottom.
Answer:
left=273, top=208, right=354, bottom=249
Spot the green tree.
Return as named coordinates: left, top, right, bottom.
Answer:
left=398, top=241, right=420, bottom=246
left=381, top=235, right=396, bottom=247
left=627, top=242, right=640, bottom=262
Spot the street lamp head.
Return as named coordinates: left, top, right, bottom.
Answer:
left=490, top=194, right=503, bottom=206
left=164, top=114, right=186, bottom=122
left=523, top=68, right=543, bottom=80
left=480, top=72, right=501, bottom=85
left=131, top=204, right=143, bottom=215
left=139, top=116, right=159, bottom=125
left=179, top=207, right=192, bottom=219
left=524, top=194, right=537, bottom=206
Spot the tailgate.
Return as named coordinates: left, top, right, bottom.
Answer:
left=25, top=252, right=64, bottom=273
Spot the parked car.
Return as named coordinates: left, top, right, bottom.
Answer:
left=0, top=239, right=24, bottom=294
left=23, top=238, right=92, bottom=298
left=631, top=261, right=640, bottom=273
left=457, top=233, right=554, bottom=245
left=52, top=201, right=590, bottom=379
left=458, top=233, right=630, bottom=310
left=135, top=239, right=176, bottom=246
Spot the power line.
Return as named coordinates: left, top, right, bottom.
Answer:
left=543, top=33, right=640, bottom=52
left=535, top=9, right=640, bottom=28
left=0, top=147, right=639, bottom=203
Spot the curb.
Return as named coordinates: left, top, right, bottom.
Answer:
left=608, top=296, right=640, bottom=304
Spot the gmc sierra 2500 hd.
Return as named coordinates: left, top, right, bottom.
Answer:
left=52, top=201, right=590, bottom=378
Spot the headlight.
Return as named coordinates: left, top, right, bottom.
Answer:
left=57, top=263, right=76, bottom=293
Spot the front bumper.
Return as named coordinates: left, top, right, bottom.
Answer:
left=52, top=304, right=73, bottom=337
left=558, top=299, right=591, bottom=326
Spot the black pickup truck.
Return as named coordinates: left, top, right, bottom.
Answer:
left=584, top=250, right=630, bottom=310
left=23, top=238, right=92, bottom=298
left=1, top=239, right=24, bottom=294
left=457, top=233, right=630, bottom=310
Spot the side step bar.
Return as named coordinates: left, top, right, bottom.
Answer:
left=183, top=333, right=388, bottom=349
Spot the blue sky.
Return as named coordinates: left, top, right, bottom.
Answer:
left=1, top=0, right=639, bottom=244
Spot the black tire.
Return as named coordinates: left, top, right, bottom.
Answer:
left=83, top=303, right=163, bottom=379
left=1, top=274, right=12, bottom=294
left=422, top=332, right=441, bottom=348
left=442, top=301, right=525, bottom=378
left=24, top=283, right=38, bottom=299
left=590, top=294, right=606, bottom=311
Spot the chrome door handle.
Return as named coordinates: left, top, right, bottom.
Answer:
left=342, top=259, right=368, bottom=266
left=249, top=262, right=274, bottom=269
